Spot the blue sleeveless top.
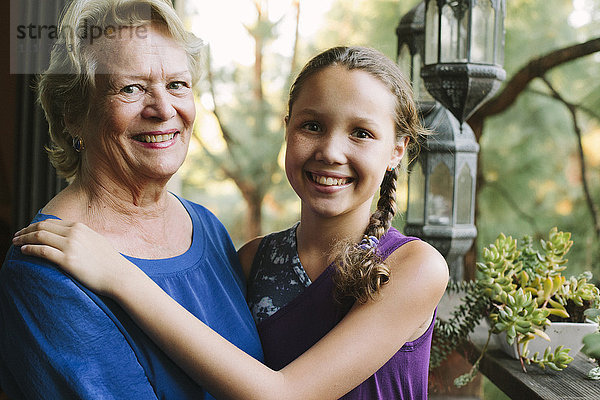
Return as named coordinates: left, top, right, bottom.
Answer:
left=0, top=198, right=263, bottom=400
left=247, top=225, right=435, bottom=399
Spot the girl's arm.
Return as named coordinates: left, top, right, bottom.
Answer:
left=14, top=219, right=448, bottom=400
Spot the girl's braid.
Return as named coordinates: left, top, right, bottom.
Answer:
left=333, top=168, right=399, bottom=304
left=366, top=168, right=399, bottom=239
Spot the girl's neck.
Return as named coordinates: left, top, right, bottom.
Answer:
left=296, top=205, right=371, bottom=279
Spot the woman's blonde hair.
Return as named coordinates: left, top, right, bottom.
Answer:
left=38, top=0, right=204, bottom=181
left=287, top=46, right=427, bottom=303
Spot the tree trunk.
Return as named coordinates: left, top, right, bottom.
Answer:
left=205, top=0, right=302, bottom=241
left=240, top=187, right=263, bottom=240
left=252, top=0, right=265, bottom=102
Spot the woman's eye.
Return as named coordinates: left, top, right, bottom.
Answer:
left=167, top=81, right=189, bottom=90
left=351, top=129, right=372, bottom=139
left=120, top=85, right=143, bottom=95
left=301, top=122, right=321, bottom=132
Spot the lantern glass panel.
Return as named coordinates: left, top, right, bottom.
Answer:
left=495, top=0, right=505, bottom=65
left=424, top=0, right=439, bottom=65
left=413, top=53, right=434, bottom=103
left=440, top=2, right=468, bottom=62
left=456, top=163, right=473, bottom=224
left=471, top=0, right=495, bottom=63
left=407, top=161, right=425, bottom=224
left=398, top=44, right=412, bottom=79
left=427, top=162, right=453, bottom=225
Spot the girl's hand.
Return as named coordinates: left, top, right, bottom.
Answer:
left=12, top=219, right=133, bottom=296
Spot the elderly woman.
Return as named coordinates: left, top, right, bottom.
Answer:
left=0, top=0, right=262, bottom=398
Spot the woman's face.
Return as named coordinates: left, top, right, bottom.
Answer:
left=285, top=66, right=406, bottom=220
left=79, top=24, right=195, bottom=188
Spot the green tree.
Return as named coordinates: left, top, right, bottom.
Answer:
left=181, top=0, right=600, bottom=264
left=318, top=0, right=600, bottom=276
left=314, top=0, right=408, bottom=59
left=184, top=0, right=302, bottom=243
left=470, top=0, right=600, bottom=276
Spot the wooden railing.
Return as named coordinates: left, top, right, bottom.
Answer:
left=464, top=324, right=600, bottom=399
left=439, top=291, right=600, bottom=399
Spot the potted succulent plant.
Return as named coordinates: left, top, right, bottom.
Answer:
left=430, top=227, right=600, bottom=387
left=581, top=324, right=600, bottom=380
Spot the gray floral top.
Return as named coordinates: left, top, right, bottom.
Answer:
left=247, top=223, right=312, bottom=324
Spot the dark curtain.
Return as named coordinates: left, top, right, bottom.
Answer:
left=12, top=0, right=70, bottom=233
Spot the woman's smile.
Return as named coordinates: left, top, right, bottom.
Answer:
left=132, top=129, right=180, bottom=148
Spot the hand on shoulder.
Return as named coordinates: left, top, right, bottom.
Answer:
left=12, top=219, right=138, bottom=296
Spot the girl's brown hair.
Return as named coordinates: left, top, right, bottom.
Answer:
left=287, top=46, right=427, bottom=303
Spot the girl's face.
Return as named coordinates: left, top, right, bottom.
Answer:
left=285, top=65, right=407, bottom=220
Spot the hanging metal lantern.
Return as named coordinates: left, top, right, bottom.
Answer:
left=422, top=0, right=506, bottom=123
left=398, top=0, right=506, bottom=279
left=404, top=106, right=479, bottom=280
left=396, top=2, right=434, bottom=108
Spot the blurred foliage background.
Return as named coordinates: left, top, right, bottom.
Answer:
left=177, top=0, right=600, bottom=279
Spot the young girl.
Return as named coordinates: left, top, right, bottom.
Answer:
left=14, top=46, right=448, bottom=399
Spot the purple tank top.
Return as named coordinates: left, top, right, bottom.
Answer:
left=254, top=227, right=435, bottom=399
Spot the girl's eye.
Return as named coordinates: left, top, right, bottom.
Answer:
left=167, top=81, right=189, bottom=90
left=301, top=122, right=321, bottom=132
left=351, top=129, right=373, bottom=139
left=120, top=85, right=143, bottom=95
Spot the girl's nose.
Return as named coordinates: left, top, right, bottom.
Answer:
left=315, top=133, right=347, bottom=165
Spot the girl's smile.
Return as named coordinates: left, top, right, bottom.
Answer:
left=306, top=171, right=354, bottom=192
left=285, top=65, right=405, bottom=219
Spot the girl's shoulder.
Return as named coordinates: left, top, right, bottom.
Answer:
left=377, top=227, right=419, bottom=260
left=385, top=237, right=449, bottom=293
left=386, top=233, right=446, bottom=266
left=238, top=236, right=264, bottom=280
left=237, top=224, right=299, bottom=279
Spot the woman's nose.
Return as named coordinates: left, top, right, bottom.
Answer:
left=142, top=89, right=176, bottom=120
left=315, top=133, right=347, bottom=165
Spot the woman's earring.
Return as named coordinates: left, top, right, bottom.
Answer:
left=387, top=165, right=395, bottom=172
left=72, top=136, right=85, bottom=152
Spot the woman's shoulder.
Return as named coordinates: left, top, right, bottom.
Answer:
left=31, top=212, right=61, bottom=224
left=2, top=239, right=92, bottom=299
left=177, top=197, right=225, bottom=229
left=175, top=196, right=211, bottom=216
left=40, top=190, right=86, bottom=221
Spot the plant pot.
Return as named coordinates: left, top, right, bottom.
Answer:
left=494, top=321, right=599, bottom=360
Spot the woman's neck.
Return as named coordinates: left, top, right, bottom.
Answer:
left=40, top=173, right=192, bottom=259
left=50, top=175, right=171, bottom=223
